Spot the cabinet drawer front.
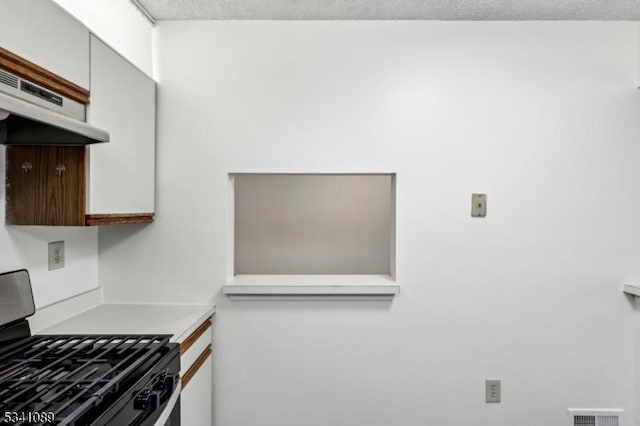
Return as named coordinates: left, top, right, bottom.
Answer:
left=180, top=319, right=212, bottom=374
left=182, top=346, right=212, bottom=389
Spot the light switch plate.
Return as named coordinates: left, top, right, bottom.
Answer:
left=472, top=193, right=487, bottom=217
left=486, top=379, right=501, bottom=403
left=48, top=241, right=65, bottom=271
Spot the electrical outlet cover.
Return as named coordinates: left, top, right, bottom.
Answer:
left=472, top=193, right=487, bottom=217
left=486, top=379, right=501, bottom=403
left=48, top=241, right=65, bottom=271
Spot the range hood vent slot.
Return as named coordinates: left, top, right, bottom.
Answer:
left=0, top=70, right=18, bottom=89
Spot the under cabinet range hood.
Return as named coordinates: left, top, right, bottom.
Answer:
left=0, top=69, right=109, bottom=145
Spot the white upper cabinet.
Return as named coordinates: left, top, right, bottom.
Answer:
left=0, top=0, right=90, bottom=89
left=87, top=35, right=156, bottom=216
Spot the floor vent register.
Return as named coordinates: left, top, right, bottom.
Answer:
left=569, top=409, right=623, bottom=426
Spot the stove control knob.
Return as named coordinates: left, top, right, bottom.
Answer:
left=154, top=373, right=178, bottom=392
left=134, top=389, right=161, bottom=411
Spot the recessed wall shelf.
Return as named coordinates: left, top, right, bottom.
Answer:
left=223, top=275, right=399, bottom=301
left=623, top=283, right=640, bottom=297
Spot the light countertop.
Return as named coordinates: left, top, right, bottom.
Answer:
left=37, top=303, right=215, bottom=344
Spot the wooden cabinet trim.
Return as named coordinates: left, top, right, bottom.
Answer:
left=181, top=346, right=212, bottom=390
left=85, top=213, right=154, bottom=226
left=180, top=319, right=212, bottom=356
left=0, top=47, right=90, bottom=104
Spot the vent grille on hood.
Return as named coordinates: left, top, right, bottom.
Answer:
left=0, top=70, right=18, bottom=89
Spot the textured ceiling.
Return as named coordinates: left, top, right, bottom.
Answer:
left=135, top=0, right=640, bottom=20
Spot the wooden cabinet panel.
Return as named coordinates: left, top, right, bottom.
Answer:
left=87, top=35, right=156, bottom=215
left=6, top=146, right=85, bottom=226
left=0, top=0, right=90, bottom=90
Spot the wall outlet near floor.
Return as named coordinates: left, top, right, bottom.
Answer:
left=485, top=379, right=501, bottom=403
left=48, top=241, right=65, bottom=271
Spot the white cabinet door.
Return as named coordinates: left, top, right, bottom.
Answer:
left=87, top=35, right=155, bottom=215
left=0, top=0, right=90, bottom=89
left=181, top=354, right=213, bottom=426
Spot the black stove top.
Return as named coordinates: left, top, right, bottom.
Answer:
left=0, top=270, right=181, bottom=426
left=0, top=334, right=179, bottom=426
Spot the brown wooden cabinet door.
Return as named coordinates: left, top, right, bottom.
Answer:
left=6, top=146, right=86, bottom=226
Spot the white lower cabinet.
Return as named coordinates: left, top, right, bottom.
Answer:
left=181, top=353, right=213, bottom=426
left=180, top=318, right=213, bottom=426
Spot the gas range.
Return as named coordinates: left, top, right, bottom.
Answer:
left=0, top=270, right=181, bottom=426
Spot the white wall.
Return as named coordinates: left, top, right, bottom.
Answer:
left=53, top=0, right=154, bottom=76
left=99, top=21, right=640, bottom=425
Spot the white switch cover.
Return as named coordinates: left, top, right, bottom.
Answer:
left=472, top=194, right=487, bottom=217
left=486, top=379, right=501, bottom=403
left=48, top=241, right=65, bottom=271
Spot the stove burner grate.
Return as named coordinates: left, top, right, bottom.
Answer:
left=0, top=334, right=171, bottom=425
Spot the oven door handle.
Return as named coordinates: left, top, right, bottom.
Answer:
left=153, top=381, right=181, bottom=426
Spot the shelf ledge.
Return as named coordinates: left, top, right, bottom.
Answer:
left=623, top=283, right=640, bottom=297
left=223, top=275, right=399, bottom=301
left=85, top=213, right=154, bottom=226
